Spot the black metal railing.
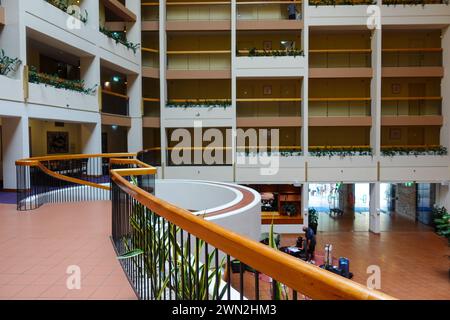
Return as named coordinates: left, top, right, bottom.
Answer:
left=16, top=154, right=133, bottom=211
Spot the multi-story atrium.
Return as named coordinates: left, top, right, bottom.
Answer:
left=0, top=0, right=449, bottom=302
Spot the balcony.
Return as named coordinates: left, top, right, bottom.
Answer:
left=381, top=97, right=443, bottom=126
left=308, top=1, right=375, bottom=26
left=309, top=98, right=372, bottom=126
left=101, top=0, right=137, bottom=22
left=141, top=1, right=159, bottom=30
left=237, top=0, right=303, bottom=30
left=166, top=1, right=231, bottom=31
left=382, top=48, right=444, bottom=77
left=310, top=49, right=372, bottom=78
left=167, top=50, right=231, bottom=79
left=101, top=89, right=129, bottom=116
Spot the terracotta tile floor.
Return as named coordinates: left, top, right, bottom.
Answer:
left=283, top=212, right=450, bottom=300
left=0, top=202, right=136, bottom=300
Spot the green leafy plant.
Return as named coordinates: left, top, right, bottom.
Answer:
left=99, top=26, right=140, bottom=54
left=309, top=146, right=373, bottom=157
left=434, top=207, right=450, bottom=244
left=45, top=0, right=88, bottom=23
left=28, top=66, right=97, bottom=95
left=381, top=146, right=447, bottom=157
left=166, top=99, right=232, bottom=109
left=308, top=208, right=319, bottom=225
left=118, top=177, right=227, bottom=300
left=245, top=47, right=304, bottom=58
left=309, top=0, right=376, bottom=6
left=0, top=50, right=22, bottom=76
left=382, top=0, right=448, bottom=6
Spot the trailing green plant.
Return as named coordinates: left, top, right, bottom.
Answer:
left=381, top=146, right=448, bottom=157
left=45, top=0, right=88, bottom=23
left=432, top=206, right=448, bottom=231
left=166, top=99, right=232, bottom=109
left=434, top=206, right=450, bottom=245
left=246, top=47, right=304, bottom=58
left=28, top=66, right=97, bottom=95
left=237, top=149, right=303, bottom=157
left=99, top=26, right=140, bottom=54
left=309, top=0, right=376, bottom=6
left=382, top=0, right=448, bottom=6
left=309, top=146, right=373, bottom=157
left=118, top=177, right=227, bottom=300
left=0, top=50, right=22, bottom=76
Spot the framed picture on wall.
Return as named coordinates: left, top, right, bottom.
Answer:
left=391, top=83, right=401, bottom=94
left=389, top=128, right=402, bottom=140
left=47, top=132, right=69, bottom=154
left=263, top=85, right=272, bottom=95
left=263, top=41, right=272, bottom=51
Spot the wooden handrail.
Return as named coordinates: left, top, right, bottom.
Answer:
left=381, top=144, right=442, bottom=149
left=142, top=47, right=159, bottom=53
left=169, top=98, right=230, bottom=102
left=167, top=1, right=231, bottom=5
left=309, top=97, right=371, bottom=102
left=237, top=98, right=302, bottom=102
left=381, top=96, right=442, bottom=101
left=143, top=97, right=161, bottom=102
left=310, top=49, right=371, bottom=53
left=16, top=153, right=136, bottom=165
left=382, top=48, right=442, bottom=53
left=110, top=167, right=394, bottom=300
left=238, top=1, right=302, bottom=4
left=103, top=90, right=130, bottom=100
left=167, top=50, right=231, bottom=55
left=141, top=2, right=160, bottom=6
left=310, top=145, right=371, bottom=149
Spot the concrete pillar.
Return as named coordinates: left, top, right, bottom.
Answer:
left=302, top=2, right=309, bottom=155
left=371, top=27, right=382, bottom=156
left=369, top=182, right=381, bottom=234
left=302, top=183, right=309, bottom=227
left=2, top=116, right=29, bottom=189
left=127, top=73, right=143, bottom=152
left=159, top=1, right=167, bottom=177
left=81, top=121, right=102, bottom=154
left=396, top=183, right=417, bottom=221
left=440, top=27, right=450, bottom=150
left=340, top=184, right=355, bottom=213
left=231, top=0, right=237, bottom=180
left=128, top=117, right=143, bottom=153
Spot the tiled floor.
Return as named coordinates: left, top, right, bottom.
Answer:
left=0, top=202, right=136, bottom=300
left=283, top=211, right=450, bottom=300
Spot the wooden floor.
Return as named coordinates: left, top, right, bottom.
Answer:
left=282, top=211, right=450, bottom=300
left=0, top=202, right=136, bottom=300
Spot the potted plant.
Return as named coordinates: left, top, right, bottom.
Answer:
left=433, top=207, right=450, bottom=277
left=282, top=203, right=297, bottom=217
left=308, top=208, right=319, bottom=235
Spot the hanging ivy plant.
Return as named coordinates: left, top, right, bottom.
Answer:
left=309, top=146, right=373, bottom=157
left=244, top=48, right=304, bottom=58
left=0, top=50, right=22, bottom=76
left=309, top=0, right=376, bottom=6
left=237, top=149, right=303, bottom=157
left=381, top=146, right=448, bottom=157
left=28, top=66, right=97, bottom=95
left=166, top=99, right=232, bottom=109
left=45, top=0, right=88, bottom=23
left=99, top=26, right=140, bottom=54
left=382, top=0, right=448, bottom=6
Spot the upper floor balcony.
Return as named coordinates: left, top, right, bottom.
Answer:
left=142, top=78, right=160, bottom=123
left=236, top=30, right=305, bottom=76
left=382, top=29, right=444, bottom=78
left=237, top=0, right=303, bottom=30
left=101, top=0, right=137, bottom=22
left=166, top=0, right=231, bottom=31
left=142, top=31, right=160, bottom=78
left=141, top=1, right=159, bottom=30
left=309, top=29, right=372, bottom=78
left=381, top=1, right=450, bottom=26
left=100, top=67, right=130, bottom=117
left=308, top=0, right=376, bottom=26
left=167, top=31, right=231, bottom=79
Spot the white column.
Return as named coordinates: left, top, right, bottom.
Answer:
left=81, top=120, right=102, bottom=154
left=80, top=56, right=100, bottom=111
left=127, top=73, right=143, bottom=152
left=302, top=1, right=309, bottom=156
left=371, top=27, right=382, bottom=156
left=440, top=27, right=450, bottom=151
left=128, top=117, right=143, bottom=153
left=302, top=183, right=309, bottom=227
left=2, top=116, right=29, bottom=189
left=159, top=1, right=167, bottom=177
left=369, top=182, right=381, bottom=234
left=231, top=0, right=237, bottom=181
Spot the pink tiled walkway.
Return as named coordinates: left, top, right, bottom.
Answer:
left=0, top=202, right=137, bottom=300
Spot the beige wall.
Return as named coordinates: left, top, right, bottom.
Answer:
left=237, top=78, right=302, bottom=117
left=309, top=126, right=370, bottom=147
left=237, top=31, right=302, bottom=51
left=168, top=79, right=231, bottom=100
left=29, top=119, right=81, bottom=157
left=383, top=30, right=441, bottom=49
left=237, top=127, right=302, bottom=148
left=167, top=3, right=230, bottom=21
left=381, top=126, right=440, bottom=146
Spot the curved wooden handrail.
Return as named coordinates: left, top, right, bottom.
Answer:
left=16, top=153, right=136, bottom=165
left=110, top=167, right=394, bottom=300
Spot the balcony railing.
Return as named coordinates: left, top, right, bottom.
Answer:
left=237, top=98, right=302, bottom=117
left=382, top=0, right=447, bottom=5
left=309, top=145, right=373, bottom=157
left=309, top=98, right=371, bottom=117
left=310, top=49, right=372, bottom=68
left=16, top=153, right=394, bottom=300
left=45, top=0, right=88, bottom=23
left=167, top=1, right=231, bottom=21
left=167, top=50, right=231, bottom=70
left=381, top=97, right=442, bottom=116
left=141, top=2, right=159, bottom=21
left=110, top=159, right=393, bottom=300
left=381, top=145, right=447, bottom=156
left=237, top=1, right=303, bottom=20
left=237, top=48, right=304, bottom=57
left=382, top=48, right=443, bottom=67
left=101, top=89, right=130, bottom=116
left=143, top=97, right=161, bottom=117
left=142, top=48, right=160, bottom=68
